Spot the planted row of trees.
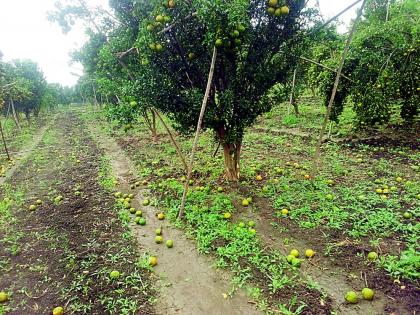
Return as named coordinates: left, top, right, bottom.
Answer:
left=325, top=0, right=418, bottom=125
left=0, top=53, right=77, bottom=125
left=299, top=0, right=419, bottom=126
left=51, top=0, right=419, bottom=181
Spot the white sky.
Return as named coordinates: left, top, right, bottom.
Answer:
left=0, top=0, right=361, bottom=87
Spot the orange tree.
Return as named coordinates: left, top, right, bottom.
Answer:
left=64, top=0, right=161, bottom=136
left=50, top=0, right=318, bottom=180
left=319, top=0, right=419, bottom=126
left=1, top=60, right=46, bottom=121
left=135, top=0, right=314, bottom=180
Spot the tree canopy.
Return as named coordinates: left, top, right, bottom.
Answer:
left=52, top=0, right=321, bottom=180
left=50, top=0, right=419, bottom=179
left=319, top=0, right=419, bottom=126
left=0, top=56, right=76, bottom=120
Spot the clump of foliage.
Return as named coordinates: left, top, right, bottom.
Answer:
left=51, top=0, right=320, bottom=180
left=0, top=56, right=71, bottom=121
left=1, top=51, right=78, bottom=121
left=320, top=0, right=419, bottom=126
left=135, top=0, right=315, bottom=180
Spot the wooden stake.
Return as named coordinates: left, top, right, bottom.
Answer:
left=11, top=99, right=21, bottom=131
left=315, top=0, right=363, bottom=31
left=299, top=56, right=354, bottom=83
left=0, top=120, right=11, bottom=161
left=313, top=0, right=367, bottom=174
left=178, top=47, right=217, bottom=219
left=288, top=67, right=299, bottom=116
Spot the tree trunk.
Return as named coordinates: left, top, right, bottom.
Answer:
left=5, top=100, right=11, bottom=120
left=221, top=142, right=242, bottom=181
left=92, top=84, right=98, bottom=107
left=292, top=99, right=300, bottom=116
left=24, top=111, right=30, bottom=124
left=11, top=99, right=21, bottom=131
left=217, top=126, right=242, bottom=181
left=386, top=0, right=391, bottom=21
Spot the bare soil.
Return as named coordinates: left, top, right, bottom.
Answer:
left=0, top=112, right=155, bottom=314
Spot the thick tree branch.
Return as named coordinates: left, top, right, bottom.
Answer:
left=157, top=12, right=197, bottom=35
left=117, top=59, right=135, bottom=81
left=0, top=82, right=17, bottom=90
left=168, top=31, right=194, bottom=87
left=115, top=12, right=198, bottom=58
left=116, top=47, right=138, bottom=59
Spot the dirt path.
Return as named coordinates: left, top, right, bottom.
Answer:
left=87, top=121, right=261, bottom=315
left=0, top=112, right=155, bottom=314
left=0, top=114, right=56, bottom=186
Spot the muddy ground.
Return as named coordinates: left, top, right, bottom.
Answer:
left=0, top=112, right=155, bottom=314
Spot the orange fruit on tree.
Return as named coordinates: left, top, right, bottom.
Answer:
left=280, top=6, right=290, bottom=15
left=267, top=7, right=275, bottom=15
